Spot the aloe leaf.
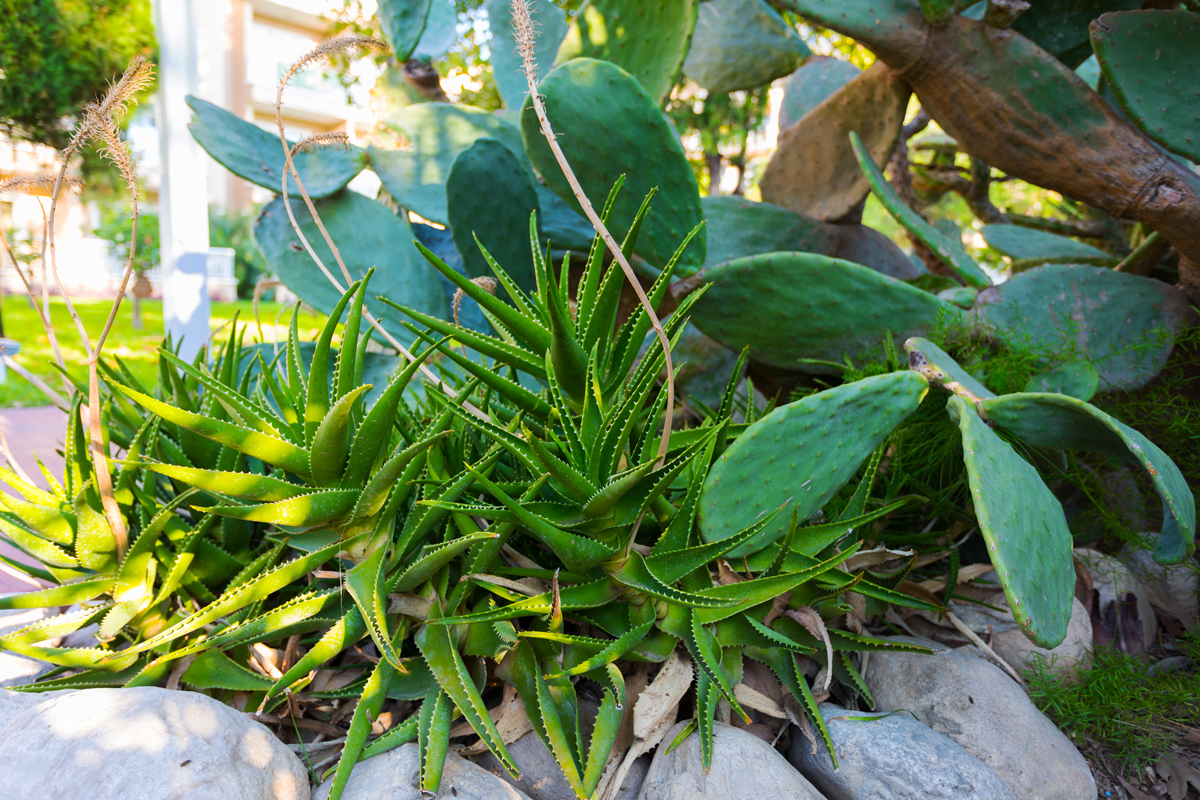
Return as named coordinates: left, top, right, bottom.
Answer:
left=392, top=531, right=499, bottom=594
left=435, top=579, right=625, bottom=625
left=414, top=239, right=552, bottom=351
left=524, top=425, right=597, bottom=504
left=612, top=552, right=740, bottom=609
left=114, top=533, right=367, bottom=660
left=360, top=715, right=420, bottom=761
left=133, top=461, right=308, bottom=502
left=466, top=466, right=617, bottom=571
left=0, top=576, right=114, bottom=610
left=326, top=654, right=398, bottom=800
left=310, top=384, right=372, bottom=487
left=381, top=299, right=546, bottom=378
left=545, top=620, right=654, bottom=679
left=417, top=686, right=454, bottom=795
left=196, top=489, right=358, bottom=526
left=112, top=382, right=312, bottom=479
left=647, top=502, right=785, bottom=584
left=181, top=649, right=274, bottom=691
left=685, top=609, right=749, bottom=723
left=158, top=349, right=295, bottom=443
left=306, top=279, right=363, bottom=442
left=342, top=337, right=449, bottom=487
left=346, top=544, right=404, bottom=669
left=416, top=606, right=519, bottom=778
left=346, top=431, right=452, bottom=528
left=268, top=606, right=367, bottom=700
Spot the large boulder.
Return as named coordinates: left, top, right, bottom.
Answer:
left=991, top=596, right=1092, bottom=679
left=788, top=703, right=1017, bottom=800
left=862, top=637, right=1095, bottom=800
left=1117, top=535, right=1199, bottom=629
left=638, top=720, right=828, bottom=800
left=0, top=686, right=72, bottom=734
left=314, top=744, right=530, bottom=800
left=0, top=686, right=309, bottom=800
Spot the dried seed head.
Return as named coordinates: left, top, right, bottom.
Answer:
left=291, top=131, right=351, bottom=156
left=510, top=0, right=539, bottom=85
left=453, top=277, right=497, bottom=327
left=283, top=34, right=387, bottom=86
left=0, top=173, right=83, bottom=195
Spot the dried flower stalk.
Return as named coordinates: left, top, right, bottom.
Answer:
left=510, top=0, right=677, bottom=468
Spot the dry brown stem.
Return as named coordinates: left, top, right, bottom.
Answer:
left=274, top=36, right=488, bottom=420
left=510, top=0, right=676, bottom=468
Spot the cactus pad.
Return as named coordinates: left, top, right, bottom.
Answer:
left=522, top=59, right=705, bottom=275
left=1091, top=9, right=1200, bottom=162
left=981, top=224, right=1112, bottom=263
left=1012, top=0, right=1139, bottom=69
left=446, top=138, right=540, bottom=293
left=686, top=253, right=962, bottom=371
left=970, top=264, right=1197, bottom=391
left=778, top=57, right=861, bottom=131
left=411, top=0, right=458, bottom=61
left=1023, top=362, right=1100, bottom=401
left=554, top=0, right=698, bottom=106
left=683, top=0, right=810, bottom=94
left=833, top=224, right=925, bottom=280
left=701, top=196, right=839, bottom=269
left=904, top=337, right=995, bottom=400
left=980, top=392, right=1195, bottom=564
left=254, top=190, right=448, bottom=339
left=377, top=0, right=432, bottom=61
left=773, top=0, right=927, bottom=63
left=370, top=103, right=528, bottom=226
left=851, top=132, right=992, bottom=288
left=487, top=0, right=567, bottom=109
left=187, top=96, right=365, bottom=198
left=947, top=395, right=1074, bottom=648
left=699, top=371, right=929, bottom=555
left=761, top=63, right=910, bottom=222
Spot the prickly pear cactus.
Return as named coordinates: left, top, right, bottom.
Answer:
left=701, top=196, right=920, bottom=279
left=777, top=56, right=861, bottom=131
left=1023, top=361, right=1100, bottom=401
left=685, top=253, right=961, bottom=371
left=850, top=131, right=992, bottom=288
left=1012, top=0, right=1139, bottom=68
left=446, top=137, right=541, bottom=293
left=554, top=0, right=699, bottom=106
left=904, top=337, right=995, bottom=400
left=970, top=264, right=1197, bottom=391
left=254, top=190, right=448, bottom=337
left=1091, top=9, right=1200, bottom=163
left=761, top=63, right=910, bottom=222
left=186, top=96, right=365, bottom=198
left=698, top=371, right=930, bottom=554
left=486, top=0, right=567, bottom=109
left=981, top=223, right=1113, bottom=264
left=370, top=103, right=528, bottom=226
left=377, top=0, right=434, bottom=61
left=947, top=395, right=1075, bottom=648
left=522, top=58, right=706, bottom=275
left=701, top=196, right=839, bottom=269
left=979, top=392, right=1196, bottom=564
left=683, top=0, right=810, bottom=94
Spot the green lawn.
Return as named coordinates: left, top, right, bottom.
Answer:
left=0, top=296, right=329, bottom=408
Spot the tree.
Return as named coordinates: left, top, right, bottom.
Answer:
left=0, top=0, right=156, bottom=149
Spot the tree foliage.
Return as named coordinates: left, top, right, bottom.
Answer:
left=0, top=0, right=156, bottom=148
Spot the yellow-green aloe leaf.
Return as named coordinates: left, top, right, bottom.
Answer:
left=195, top=489, right=358, bottom=526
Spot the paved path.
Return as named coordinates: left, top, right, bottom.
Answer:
left=0, top=406, right=68, bottom=595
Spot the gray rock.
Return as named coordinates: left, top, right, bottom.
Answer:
left=992, top=596, right=1092, bottom=679
left=477, top=728, right=649, bottom=800
left=788, top=703, right=1017, bottom=800
left=0, top=687, right=72, bottom=735
left=0, top=686, right=309, bottom=800
left=315, top=743, right=531, bottom=800
left=863, top=636, right=1095, bottom=800
left=1075, top=548, right=1157, bottom=645
left=1117, top=535, right=1199, bottom=628
left=638, top=720, right=828, bottom=800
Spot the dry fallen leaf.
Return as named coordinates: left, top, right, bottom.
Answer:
left=788, top=606, right=833, bottom=691
left=597, top=650, right=692, bottom=800
left=733, top=683, right=786, bottom=719
left=1156, top=755, right=1200, bottom=800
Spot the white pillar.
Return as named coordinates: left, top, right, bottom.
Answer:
left=155, top=0, right=211, bottom=363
